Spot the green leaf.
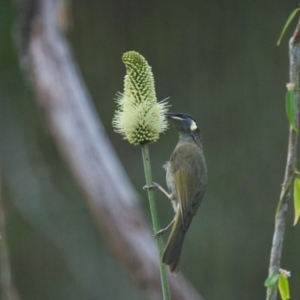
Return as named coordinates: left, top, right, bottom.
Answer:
left=285, top=89, right=298, bottom=132
left=278, top=275, right=290, bottom=300
left=264, top=273, right=280, bottom=288
left=277, top=8, right=300, bottom=46
left=293, top=177, right=300, bottom=225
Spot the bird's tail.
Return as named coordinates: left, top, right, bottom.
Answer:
left=162, top=212, right=186, bottom=275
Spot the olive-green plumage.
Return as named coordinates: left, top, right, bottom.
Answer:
left=162, top=112, right=207, bottom=275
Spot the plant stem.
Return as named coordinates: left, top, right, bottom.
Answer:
left=141, top=143, right=170, bottom=300
left=266, top=17, right=300, bottom=300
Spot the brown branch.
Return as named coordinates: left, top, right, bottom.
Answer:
left=16, top=0, right=203, bottom=299
left=266, top=17, right=300, bottom=300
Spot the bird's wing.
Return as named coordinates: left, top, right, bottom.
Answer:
left=170, top=142, right=206, bottom=232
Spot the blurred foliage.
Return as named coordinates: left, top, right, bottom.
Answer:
left=1, top=0, right=300, bottom=299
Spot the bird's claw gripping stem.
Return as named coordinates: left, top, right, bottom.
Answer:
left=143, top=182, right=160, bottom=190
left=152, top=228, right=168, bottom=238
left=144, top=182, right=173, bottom=200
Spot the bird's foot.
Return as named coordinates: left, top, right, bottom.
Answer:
left=143, top=182, right=160, bottom=190
left=152, top=218, right=175, bottom=238
left=152, top=228, right=168, bottom=238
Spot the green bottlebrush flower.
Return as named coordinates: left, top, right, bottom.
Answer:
left=113, top=51, right=169, bottom=145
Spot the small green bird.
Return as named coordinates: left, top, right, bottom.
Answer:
left=146, top=112, right=207, bottom=275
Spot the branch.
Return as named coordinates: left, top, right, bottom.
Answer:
left=266, top=17, right=300, bottom=300
left=16, top=0, right=203, bottom=299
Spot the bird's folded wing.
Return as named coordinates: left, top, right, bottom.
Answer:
left=170, top=143, right=204, bottom=231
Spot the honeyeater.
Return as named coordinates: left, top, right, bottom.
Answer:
left=146, top=112, right=207, bottom=275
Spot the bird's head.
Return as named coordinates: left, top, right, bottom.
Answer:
left=165, top=112, right=202, bottom=146
left=165, top=112, right=199, bottom=134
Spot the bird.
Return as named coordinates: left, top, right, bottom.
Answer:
left=145, top=112, right=207, bottom=275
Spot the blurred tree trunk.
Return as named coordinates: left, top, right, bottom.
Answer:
left=15, top=0, right=203, bottom=299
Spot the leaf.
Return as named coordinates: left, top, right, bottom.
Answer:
left=264, top=273, right=280, bottom=289
left=277, top=8, right=300, bottom=46
left=278, top=275, right=290, bottom=300
left=285, top=89, right=298, bottom=132
left=293, top=177, right=300, bottom=225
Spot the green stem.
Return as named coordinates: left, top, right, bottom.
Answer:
left=141, top=143, right=170, bottom=300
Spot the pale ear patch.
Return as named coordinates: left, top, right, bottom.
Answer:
left=190, top=121, right=197, bottom=131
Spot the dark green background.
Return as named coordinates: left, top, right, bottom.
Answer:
left=1, top=1, right=299, bottom=299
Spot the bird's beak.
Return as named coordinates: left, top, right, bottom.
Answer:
left=164, top=112, right=183, bottom=121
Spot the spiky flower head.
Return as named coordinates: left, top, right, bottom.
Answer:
left=113, top=51, right=169, bottom=145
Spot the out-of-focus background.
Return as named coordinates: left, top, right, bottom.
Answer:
left=1, top=1, right=300, bottom=299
